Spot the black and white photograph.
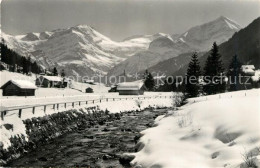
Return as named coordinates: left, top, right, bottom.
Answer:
left=0, top=0, right=260, bottom=167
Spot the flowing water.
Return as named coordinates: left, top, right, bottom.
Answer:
left=7, top=109, right=167, bottom=167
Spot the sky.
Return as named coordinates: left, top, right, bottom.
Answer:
left=1, top=0, right=260, bottom=41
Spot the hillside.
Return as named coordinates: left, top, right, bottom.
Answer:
left=173, top=17, right=260, bottom=76
left=131, top=89, right=260, bottom=168
left=144, top=52, right=206, bottom=76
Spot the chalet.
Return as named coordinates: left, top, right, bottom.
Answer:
left=85, top=79, right=95, bottom=85
left=36, top=76, right=65, bottom=88
left=85, top=87, right=94, bottom=93
left=240, top=65, right=256, bottom=89
left=251, top=70, right=260, bottom=88
left=241, top=65, right=255, bottom=76
left=1, top=80, right=37, bottom=96
left=108, top=84, right=118, bottom=92
left=117, top=80, right=145, bottom=95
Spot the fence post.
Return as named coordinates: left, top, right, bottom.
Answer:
left=72, top=102, right=74, bottom=108
left=18, top=109, right=22, bottom=118
left=53, top=104, right=55, bottom=109
left=100, top=99, right=101, bottom=103
left=1, top=111, right=5, bottom=120
left=65, top=103, right=67, bottom=109
left=93, top=100, right=94, bottom=104
left=32, top=107, right=35, bottom=114
left=44, top=105, right=46, bottom=113
left=86, top=101, right=88, bottom=104
left=79, top=101, right=81, bottom=106
left=57, top=104, right=59, bottom=110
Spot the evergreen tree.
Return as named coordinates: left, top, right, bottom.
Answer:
left=32, top=61, right=40, bottom=74
left=1, top=43, right=8, bottom=64
left=185, top=52, right=201, bottom=97
left=227, top=54, right=242, bottom=91
left=27, top=56, right=32, bottom=73
left=143, top=69, right=149, bottom=79
left=61, top=69, right=66, bottom=77
left=144, top=70, right=155, bottom=91
left=203, top=42, right=225, bottom=95
left=22, top=57, right=28, bottom=74
left=53, top=67, right=58, bottom=76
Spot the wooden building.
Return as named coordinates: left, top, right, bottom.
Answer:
left=241, top=65, right=255, bottom=76
left=1, top=80, right=37, bottom=96
left=251, top=70, right=260, bottom=88
left=36, top=76, right=67, bottom=88
left=117, top=80, right=145, bottom=95
left=85, top=87, right=94, bottom=93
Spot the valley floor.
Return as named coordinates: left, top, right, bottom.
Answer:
left=131, top=89, right=260, bottom=168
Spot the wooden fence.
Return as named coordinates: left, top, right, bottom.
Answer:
left=0, top=95, right=173, bottom=120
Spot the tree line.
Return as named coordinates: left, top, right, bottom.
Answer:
left=184, top=42, right=244, bottom=98
left=145, top=42, right=245, bottom=97
left=1, top=42, right=43, bottom=74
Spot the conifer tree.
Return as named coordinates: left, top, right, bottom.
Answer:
left=22, top=57, right=28, bottom=74
left=61, top=69, right=66, bottom=77
left=27, top=56, right=32, bottom=73
left=203, top=42, right=225, bottom=94
left=227, top=54, right=242, bottom=91
left=185, top=52, right=201, bottom=97
left=53, top=67, right=58, bottom=76
left=144, top=70, right=155, bottom=91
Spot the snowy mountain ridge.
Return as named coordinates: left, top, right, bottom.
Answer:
left=1, top=25, right=162, bottom=77
left=176, top=16, right=241, bottom=50
left=1, top=16, right=241, bottom=79
left=108, top=16, right=241, bottom=77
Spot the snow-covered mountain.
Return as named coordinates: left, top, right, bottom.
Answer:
left=173, top=16, right=260, bottom=77
left=176, top=16, right=241, bottom=51
left=1, top=25, right=163, bottom=78
left=1, top=16, right=241, bottom=79
left=108, top=16, right=241, bottom=77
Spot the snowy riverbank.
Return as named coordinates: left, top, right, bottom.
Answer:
left=0, top=94, right=173, bottom=165
left=131, top=89, right=260, bottom=168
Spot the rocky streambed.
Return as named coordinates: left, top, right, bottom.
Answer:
left=6, top=108, right=168, bottom=167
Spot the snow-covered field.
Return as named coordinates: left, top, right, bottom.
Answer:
left=131, top=89, right=260, bottom=168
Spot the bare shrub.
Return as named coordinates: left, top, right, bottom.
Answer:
left=135, top=99, right=143, bottom=108
left=241, top=149, right=258, bottom=168
left=173, top=92, right=187, bottom=108
left=177, top=113, right=193, bottom=128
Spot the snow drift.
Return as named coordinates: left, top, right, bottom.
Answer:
left=132, top=89, right=260, bottom=168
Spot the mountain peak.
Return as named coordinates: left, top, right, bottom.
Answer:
left=215, top=16, right=241, bottom=30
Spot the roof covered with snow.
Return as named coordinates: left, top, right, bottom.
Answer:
left=40, top=75, right=63, bottom=82
left=241, top=65, right=255, bottom=74
left=117, top=80, right=144, bottom=91
left=251, top=70, right=260, bottom=82
left=1, top=80, right=37, bottom=89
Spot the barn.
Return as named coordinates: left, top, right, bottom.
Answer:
left=1, top=80, right=37, bottom=96
left=117, top=80, right=145, bottom=95
left=36, top=76, right=64, bottom=88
